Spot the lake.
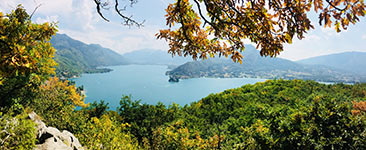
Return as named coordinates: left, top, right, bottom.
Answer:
left=72, top=65, right=266, bottom=109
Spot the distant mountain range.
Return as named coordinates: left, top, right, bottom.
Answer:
left=297, top=51, right=366, bottom=75
left=51, top=34, right=192, bottom=78
left=51, top=34, right=129, bottom=78
left=51, top=34, right=366, bottom=83
left=167, top=45, right=366, bottom=83
left=122, top=49, right=192, bottom=68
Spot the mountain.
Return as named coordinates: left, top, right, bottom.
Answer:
left=167, top=45, right=365, bottom=83
left=122, top=49, right=192, bottom=68
left=297, top=51, right=366, bottom=75
left=51, top=34, right=129, bottom=78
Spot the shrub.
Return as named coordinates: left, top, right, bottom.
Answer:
left=0, top=111, right=37, bottom=150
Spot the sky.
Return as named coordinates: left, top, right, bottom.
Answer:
left=0, top=0, right=365, bottom=61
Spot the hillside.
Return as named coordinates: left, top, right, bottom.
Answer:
left=167, top=45, right=365, bottom=83
left=297, top=51, right=366, bottom=75
left=51, top=34, right=129, bottom=78
left=123, top=49, right=192, bottom=68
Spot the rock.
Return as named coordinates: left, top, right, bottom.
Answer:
left=28, top=112, right=84, bottom=150
left=168, top=76, right=179, bottom=82
left=36, top=137, right=73, bottom=150
left=60, top=130, right=83, bottom=150
left=29, top=112, right=47, bottom=138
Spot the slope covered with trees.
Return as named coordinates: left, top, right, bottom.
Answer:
left=167, top=45, right=365, bottom=83
left=52, top=33, right=129, bottom=78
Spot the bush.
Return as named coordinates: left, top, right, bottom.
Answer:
left=31, top=77, right=88, bottom=132
left=240, top=94, right=366, bottom=149
left=0, top=111, right=37, bottom=150
left=76, top=115, right=139, bottom=150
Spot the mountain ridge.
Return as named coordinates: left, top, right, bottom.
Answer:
left=167, top=45, right=365, bottom=83
left=51, top=33, right=129, bottom=78
left=297, top=51, right=366, bottom=75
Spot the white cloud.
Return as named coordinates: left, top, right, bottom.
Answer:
left=305, top=34, right=321, bottom=41
left=35, top=15, right=59, bottom=24
left=362, top=35, right=366, bottom=39
left=320, top=27, right=342, bottom=38
left=1, top=0, right=170, bottom=54
left=60, top=26, right=169, bottom=54
left=0, top=0, right=73, bottom=16
left=69, top=0, right=97, bottom=31
left=37, top=0, right=73, bottom=14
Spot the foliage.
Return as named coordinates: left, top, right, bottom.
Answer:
left=157, top=0, right=366, bottom=63
left=0, top=111, right=37, bottom=150
left=118, top=95, right=182, bottom=143
left=84, top=100, right=110, bottom=119
left=150, top=120, right=219, bottom=150
left=76, top=114, right=139, bottom=150
left=0, top=5, right=57, bottom=108
left=240, top=94, right=366, bottom=149
left=3, top=5, right=366, bottom=150
left=352, top=100, right=366, bottom=115
left=31, top=77, right=88, bottom=132
left=175, top=80, right=366, bottom=149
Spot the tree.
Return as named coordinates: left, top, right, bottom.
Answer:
left=77, top=114, right=140, bottom=150
left=31, top=77, right=88, bottom=132
left=157, top=0, right=366, bottom=63
left=0, top=5, right=57, bottom=108
left=84, top=100, right=110, bottom=119
left=93, top=0, right=366, bottom=63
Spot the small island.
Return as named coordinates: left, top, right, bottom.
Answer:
left=168, top=75, right=180, bottom=82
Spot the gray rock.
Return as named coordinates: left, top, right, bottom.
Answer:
left=28, top=112, right=84, bottom=150
left=60, top=130, right=84, bottom=150
left=36, top=137, right=73, bottom=150
left=28, top=112, right=47, bottom=138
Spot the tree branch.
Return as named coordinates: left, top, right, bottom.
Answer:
left=93, top=0, right=110, bottom=22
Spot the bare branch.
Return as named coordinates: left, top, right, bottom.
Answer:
left=114, top=0, right=144, bottom=27
left=29, top=4, right=42, bottom=19
left=94, top=0, right=110, bottom=22
left=93, top=0, right=144, bottom=27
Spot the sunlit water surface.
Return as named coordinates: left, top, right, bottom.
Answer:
left=72, top=65, right=266, bottom=109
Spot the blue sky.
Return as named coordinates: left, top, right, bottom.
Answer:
left=1, top=0, right=365, bottom=61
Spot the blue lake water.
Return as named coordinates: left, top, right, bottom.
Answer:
left=71, top=65, right=266, bottom=109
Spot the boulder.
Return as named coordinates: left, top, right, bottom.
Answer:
left=28, top=112, right=84, bottom=150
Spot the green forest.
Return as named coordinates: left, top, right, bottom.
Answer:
left=2, top=5, right=366, bottom=150
left=52, top=33, right=129, bottom=78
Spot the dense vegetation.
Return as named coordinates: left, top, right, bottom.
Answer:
left=167, top=45, right=366, bottom=83
left=52, top=33, right=129, bottom=78
left=2, top=6, right=366, bottom=150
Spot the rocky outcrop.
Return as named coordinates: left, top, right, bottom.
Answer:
left=28, top=112, right=84, bottom=150
left=168, top=75, right=180, bottom=82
